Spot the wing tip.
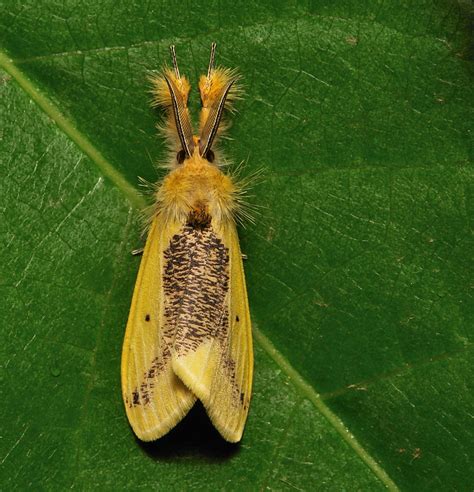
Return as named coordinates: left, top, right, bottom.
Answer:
left=125, top=395, right=196, bottom=442
left=209, top=415, right=244, bottom=443
left=172, top=357, right=248, bottom=443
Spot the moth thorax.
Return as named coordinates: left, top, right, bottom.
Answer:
left=187, top=202, right=212, bottom=229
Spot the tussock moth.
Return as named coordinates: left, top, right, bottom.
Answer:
left=121, top=43, right=253, bottom=443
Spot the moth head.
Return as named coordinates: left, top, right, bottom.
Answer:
left=175, top=140, right=214, bottom=164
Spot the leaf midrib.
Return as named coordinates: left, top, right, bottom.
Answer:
left=0, top=50, right=146, bottom=210
left=0, top=49, right=399, bottom=492
left=254, top=327, right=399, bottom=491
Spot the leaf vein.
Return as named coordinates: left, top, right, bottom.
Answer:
left=0, top=50, right=145, bottom=210
left=253, top=326, right=399, bottom=491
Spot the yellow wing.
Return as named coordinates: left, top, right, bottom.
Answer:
left=121, top=216, right=196, bottom=441
left=171, top=220, right=253, bottom=443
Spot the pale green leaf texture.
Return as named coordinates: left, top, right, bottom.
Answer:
left=1, top=1, right=472, bottom=490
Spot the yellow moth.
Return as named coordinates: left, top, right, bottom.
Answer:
left=121, top=43, right=253, bottom=443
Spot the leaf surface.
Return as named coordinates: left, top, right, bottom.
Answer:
left=1, top=1, right=472, bottom=490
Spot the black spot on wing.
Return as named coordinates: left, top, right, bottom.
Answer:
left=132, top=390, right=140, bottom=406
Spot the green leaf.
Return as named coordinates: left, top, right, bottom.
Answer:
left=1, top=1, right=472, bottom=490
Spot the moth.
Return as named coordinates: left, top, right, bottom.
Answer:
left=121, top=43, right=253, bottom=443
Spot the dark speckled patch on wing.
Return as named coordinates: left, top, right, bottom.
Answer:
left=128, top=215, right=240, bottom=409
left=162, top=218, right=243, bottom=407
left=127, top=348, right=172, bottom=408
left=163, top=218, right=230, bottom=354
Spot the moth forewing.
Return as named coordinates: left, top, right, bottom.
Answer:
left=171, top=218, right=253, bottom=443
left=206, top=222, right=253, bottom=442
left=121, top=217, right=197, bottom=441
left=122, top=43, right=253, bottom=443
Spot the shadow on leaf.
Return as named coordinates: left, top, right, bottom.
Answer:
left=137, top=402, right=239, bottom=461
